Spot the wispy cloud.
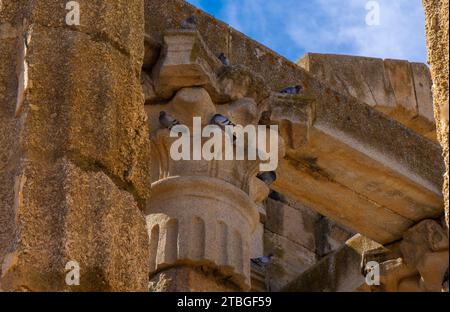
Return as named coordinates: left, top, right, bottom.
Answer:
left=187, top=0, right=427, bottom=63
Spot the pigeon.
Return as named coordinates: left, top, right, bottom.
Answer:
left=211, top=114, right=236, bottom=143
left=181, top=16, right=197, bottom=30
left=218, top=53, right=230, bottom=66
left=251, top=254, right=274, bottom=267
left=268, top=190, right=286, bottom=202
left=257, top=171, right=277, bottom=186
left=443, top=267, right=449, bottom=290
left=280, top=85, right=302, bottom=95
left=159, top=111, right=181, bottom=130
left=211, top=114, right=236, bottom=129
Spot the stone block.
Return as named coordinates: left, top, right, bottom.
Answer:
left=268, top=95, right=315, bottom=150
left=264, top=231, right=316, bottom=291
left=265, top=199, right=317, bottom=252
left=400, top=219, right=449, bottom=291
left=298, top=53, right=396, bottom=108
left=383, top=59, right=418, bottom=113
left=24, top=0, right=144, bottom=63
left=22, top=25, right=152, bottom=199
left=284, top=235, right=380, bottom=292
left=152, top=30, right=222, bottom=100
left=411, top=62, right=435, bottom=122
left=149, top=266, right=240, bottom=292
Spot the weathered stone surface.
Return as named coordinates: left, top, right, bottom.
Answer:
left=264, top=231, right=316, bottom=291
left=1, top=0, right=151, bottom=291
left=22, top=0, right=144, bottom=66
left=400, top=219, right=449, bottom=291
left=0, top=21, right=22, bottom=277
left=267, top=95, right=314, bottom=150
left=298, top=53, right=437, bottom=143
left=411, top=62, right=435, bottom=122
left=314, top=217, right=354, bottom=258
left=22, top=26, right=151, bottom=200
left=383, top=59, right=418, bottom=113
left=217, top=65, right=270, bottom=104
left=265, top=199, right=318, bottom=252
left=358, top=219, right=449, bottom=292
left=283, top=235, right=382, bottom=292
left=250, top=223, right=265, bottom=259
left=423, top=0, right=449, bottom=227
left=146, top=176, right=259, bottom=290
left=141, top=70, right=158, bottom=104
left=1, top=159, right=149, bottom=291
left=151, top=30, right=270, bottom=106
left=297, top=53, right=396, bottom=109
left=144, top=34, right=161, bottom=71
left=149, top=266, right=240, bottom=292
left=216, top=97, right=259, bottom=126
left=152, top=30, right=222, bottom=100
left=168, top=87, right=217, bottom=127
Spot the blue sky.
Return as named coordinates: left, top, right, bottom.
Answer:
left=186, top=0, right=428, bottom=64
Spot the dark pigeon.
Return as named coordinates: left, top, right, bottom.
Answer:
left=159, top=111, right=181, bottom=130
left=211, top=114, right=236, bottom=129
left=268, top=190, right=286, bottom=203
left=181, top=16, right=197, bottom=30
left=218, top=53, right=230, bottom=66
left=211, top=114, right=236, bottom=143
left=443, top=267, right=449, bottom=290
left=251, top=254, right=274, bottom=267
left=257, top=171, right=277, bottom=186
left=280, top=85, right=302, bottom=95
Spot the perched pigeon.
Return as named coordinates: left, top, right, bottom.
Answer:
left=218, top=53, right=230, bottom=66
left=268, top=190, right=286, bottom=203
left=211, top=114, right=236, bottom=143
left=257, top=171, right=277, bottom=186
left=251, top=254, right=274, bottom=267
left=211, top=114, right=236, bottom=129
left=181, top=16, right=197, bottom=30
left=443, top=268, right=449, bottom=290
left=280, top=85, right=302, bottom=95
left=159, top=111, right=181, bottom=130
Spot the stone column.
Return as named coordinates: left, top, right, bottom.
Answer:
left=422, top=0, right=449, bottom=227
left=145, top=87, right=264, bottom=291
left=144, top=30, right=276, bottom=291
left=147, top=176, right=259, bottom=291
left=0, top=1, right=151, bottom=291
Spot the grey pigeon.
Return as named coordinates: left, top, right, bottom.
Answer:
left=280, top=85, right=302, bottom=95
left=257, top=171, right=277, bottom=186
left=443, top=267, right=449, bottom=290
left=269, top=190, right=286, bottom=203
left=211, top=114, right=236, bottom=143
left=251, top=254, right=274, bottom=267
left=211, top=114, right=235, bottom=129
left=181, top=16, right=197, bottom=30
left=218, top=53, right=230, bottom=66
left=159, top=111, right=181, bottom=130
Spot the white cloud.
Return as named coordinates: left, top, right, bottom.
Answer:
left=193, top=0, right=427, bottom=63
left=287, top=0, right=427, bottom=62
